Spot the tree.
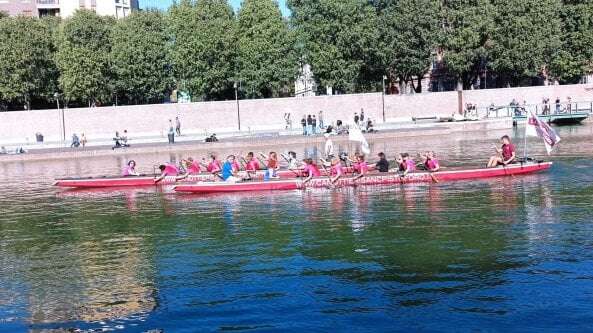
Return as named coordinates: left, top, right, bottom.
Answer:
left=489, top=0, right=562, bottom=86
left=0, top=16, right=56, bottom=110
left=439, top=0, right=495, bottom=89
left=111, top=10, right=173, bottom=104
left=237, top=0, right=297, bottom=98
left=550, top=0, right=593, bottom=83
left=379, top=0, right=440, bottom=93
left=56, top=10, right=114, bottom=106
left=289, top=0, right=380, bottom=94
left=168, top=0, right=237, bottom=101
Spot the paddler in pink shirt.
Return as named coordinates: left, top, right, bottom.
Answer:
left=204, top=155, right=222, bottom=174
left=177, top=157, right=201, bottom=180
left=321, top=156, right=344, bottom=184
left=302, top=158, right=321, bottom=184
left=154, top=163, right=179, bottom=183
left=400, top=153, right=416, bottom=176
left=422, top=151, right=440, bottom=172
left=244, top=152, right=260, bottom=179
left=122, top=160, right=139, bottom=177
left=352, top=154, right=369, bottom=180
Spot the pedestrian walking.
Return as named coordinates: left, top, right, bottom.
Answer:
left=168, top=119, right=175, bottom=144
left=312, top=115, right=317, bottom=134
left=80, top=133, right=87, bottom=148
left=354, top=112, right=359, bottom=126
left=175, top=116, right=181, bottom=136
left=360, top=109, right=365, bottom=124
left=301, top=115, right=307, bottom=136
left=318, top=110, right=324, bottom=130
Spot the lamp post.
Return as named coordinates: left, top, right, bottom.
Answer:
left=381, top=75, right=387, bottom=123
left=234, top=82, right=241, bottom=131
left=54, top=92, right=65, bottom=143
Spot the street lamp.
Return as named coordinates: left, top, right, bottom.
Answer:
left=54, top=92, right=65, bottom=143
left=234, top=82, right=241, bottom=131
left=381, top=75, right=387, bottom=123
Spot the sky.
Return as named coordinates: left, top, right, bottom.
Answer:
left=139, top=0, right=290, bottom=16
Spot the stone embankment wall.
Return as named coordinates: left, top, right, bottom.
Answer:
left=1, top=84, right=591, bottom=144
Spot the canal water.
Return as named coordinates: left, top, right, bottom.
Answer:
left=1, top=124, right=593, bottom=332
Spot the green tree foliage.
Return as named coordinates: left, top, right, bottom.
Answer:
left=489, top=0, right=562, bottom=86
left=379, top=0, right=440, bottom=92
left=289, top=0, right=380, bottom=93
left=0, top=16, right=56, bottom=110
left=237, top=0, right=297, bottom=98
left=439, top=0, right=495, bottom=88
left=111, top=10, right=173, bottom=104
left=56, top=10, right=114, bottom=106
left=550, top=0, right=593, bottom=83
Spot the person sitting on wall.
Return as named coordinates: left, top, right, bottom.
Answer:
left=71, top=133, right=80, bottom=148
left=205, top=134, right=218, bottom=143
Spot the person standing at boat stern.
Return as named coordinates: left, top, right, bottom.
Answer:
left=324, top=133, right=334, bottom=159
left=488, top=135, right=516, bottom=168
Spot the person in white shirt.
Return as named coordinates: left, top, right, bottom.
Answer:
left=324, top=133, right=334, bottom=158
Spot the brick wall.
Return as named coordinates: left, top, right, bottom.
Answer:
left=1, top=84, right=591, bottom=144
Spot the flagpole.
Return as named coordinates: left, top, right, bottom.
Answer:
left=523, top=120, right=528, bottom=161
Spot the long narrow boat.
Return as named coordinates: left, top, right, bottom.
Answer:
left=53, top=165, right=369, bottom=188
left=174, top=162, right=552, bottom=194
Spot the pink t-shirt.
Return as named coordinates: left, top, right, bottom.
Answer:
left=232, top=160, right=241, bottom=172
left=304, top=163, right=321, bottom=177
left=405, top=159, right=416, bottom=172
left=187, top=161, right=201, bottom=174
left=207, top=161, right=221, bottom=173
left=357, top=162, right=369, bottom=174
left=122, top=166, right=135, bottom=176
left=246, top=159, right=260, bottom=171
left=163, top=164, right=179, bottom=176
left=426, top=159, right=439, bottom=171
left=332, top=163, right=344, bottom=176
left=502, top=144, right=515, bottom=161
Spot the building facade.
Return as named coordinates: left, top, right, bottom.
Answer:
left=294, top=64, right=317, bottom=97
left=0, top=0, right=139, bottom=18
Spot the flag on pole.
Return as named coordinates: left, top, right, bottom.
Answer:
left=349, top=126, right=370, bottom=155
left=525, top=109, right=561, bottom=155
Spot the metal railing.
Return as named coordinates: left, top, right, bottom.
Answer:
left=475, top=101, right=593, bottom=119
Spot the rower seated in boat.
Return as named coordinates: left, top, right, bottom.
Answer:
left=122, top=160, right=139, bottom=177
left=203, top=155, right=222, bottom=174
left=376, top=152, right=390, bottom=173
left=487, top=135, right=516, bottom=168
left=177, top=157, right=202, bottom=180
left=353, top=154, right=369, bottom=179
left=154, top=163, right=179, bottom=183
left=392, top=153, right=415, bottom=176
left=420, top=151, right=440, bottom=172
left=302, top=158, right=321, bottom=184
left=321, top=156, right=344, bottom=184
left=244, top=152, right=261, bottom=179
left=286, top=151, right=299, bottom=170
left=222, top=155, right=242, bottom=183
left=260, top=151, right=280, bottom=180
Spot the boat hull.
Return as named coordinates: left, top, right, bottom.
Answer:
left=174, top=162, right=553, bottom=193
left=53, top=166, right=369, bottom=188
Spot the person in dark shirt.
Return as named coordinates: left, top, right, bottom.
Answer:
left=301, top=116, right=306, bottom=135
left=376, top=152, right=389, bottom=172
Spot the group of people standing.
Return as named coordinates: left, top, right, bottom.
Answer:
left=301, top=111, right=324, bottom=136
